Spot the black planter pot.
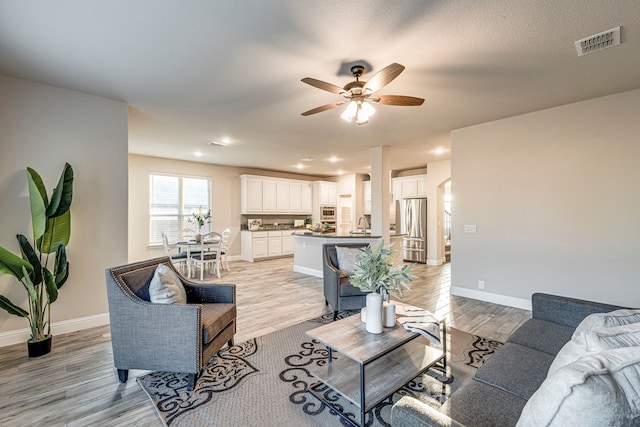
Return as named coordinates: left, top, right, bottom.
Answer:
left=27, top=335, right=52, bottom=358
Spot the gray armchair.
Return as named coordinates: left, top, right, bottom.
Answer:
left=323, top=243, right=369, bottom=320
left=105, top=257, right=236, bottom=391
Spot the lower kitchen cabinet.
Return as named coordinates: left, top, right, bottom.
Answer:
left=241, top=230, right=294, bottom=262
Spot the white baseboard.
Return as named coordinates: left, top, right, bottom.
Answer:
left=293, top=265, right=323, bottom=278
left=0, top=312, right=111, bottom=348
left=451, top=286, right=532, bottom=311
left=426, top=257, right=445, bottom=266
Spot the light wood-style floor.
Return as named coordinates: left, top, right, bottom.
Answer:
left=0, top=258, right=530, bottom=426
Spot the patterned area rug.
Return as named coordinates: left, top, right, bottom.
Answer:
left=137, top=311, right=502, bottom=426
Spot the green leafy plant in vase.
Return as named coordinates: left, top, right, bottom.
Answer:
left=0, top=163, right=74, bottom=357
left=350, top=239, right=415, bottom=333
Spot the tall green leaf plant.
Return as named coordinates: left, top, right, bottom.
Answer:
left=0, top=163, right=73, bottom=343
left=349, top=239, right=416, bottom=300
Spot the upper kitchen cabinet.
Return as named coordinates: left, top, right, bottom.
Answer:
left=314, top=181, right=337, bottom=206
left=240, top=174, right=312, bottom=215
left=241, top=176, right=263, bottom=213
left=393, top=174, right=428, bottom=199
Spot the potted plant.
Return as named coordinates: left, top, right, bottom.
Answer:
left=349, top=239, right=415, bottom=333
left=0, top=163, right=74, bottom=357
left=188, top=205, right=211, bottom=242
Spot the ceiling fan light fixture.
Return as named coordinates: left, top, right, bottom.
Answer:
left=341, top=101, right=358, bottom=122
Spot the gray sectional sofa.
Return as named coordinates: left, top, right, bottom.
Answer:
left=391, top=293, right=629, bottom=427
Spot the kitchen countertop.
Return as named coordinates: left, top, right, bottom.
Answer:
left=292, top=231, right=406, bottom=238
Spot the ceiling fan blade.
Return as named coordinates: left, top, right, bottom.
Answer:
left=301, top=102, right=345, bottom=116
left=301, top=78, right=346, bottom=95
left=362, top=63, right=405, bottom=93
left=370, top=95, right=424, bottom=106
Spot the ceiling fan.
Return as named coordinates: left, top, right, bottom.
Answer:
left=301, top=63, right=424, bottom=125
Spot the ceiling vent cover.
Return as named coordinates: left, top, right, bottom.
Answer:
left=575, top=27, right=620, bottom=56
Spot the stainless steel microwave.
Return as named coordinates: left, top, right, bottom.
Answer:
left=320, top=205, right=336, bottom=222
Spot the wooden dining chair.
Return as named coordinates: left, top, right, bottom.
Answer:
left=190, top=231, right=222, bottom=281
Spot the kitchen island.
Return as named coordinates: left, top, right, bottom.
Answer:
left=292, top=232, right=384, bottom=277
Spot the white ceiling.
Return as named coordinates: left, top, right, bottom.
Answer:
left=1, top=1, right=640, bottom=177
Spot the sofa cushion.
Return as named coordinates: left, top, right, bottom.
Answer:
left=201, top=303, right=236, bottom=345
left=440, top=380, right=528, bottom=427
left=548, top=322, right=640, bottom=376
left=506, top=318, right=574, bottom=355
left=335, top=246, right=362, bottom=277
left=474, top=342, right=555, bottom=400
left=516, top=346, right=640, bottom=427
left=573, top=309, right=640, bottom=339
left=149, top=264, right=187, bottom=304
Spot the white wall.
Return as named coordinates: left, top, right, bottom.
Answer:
left=0, top=75, right=128, bottom=345
left=451, top=88, right=640, bottom=309
left=424, top=160, right=451, bottom=265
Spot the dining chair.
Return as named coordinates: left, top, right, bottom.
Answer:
left=190, top=231, right=222, bottom=281
left=161, top=232, right=189, bottom=274
left=179, top=227, right=197, bottom=239
left=220, top=228, right=231, bottom=271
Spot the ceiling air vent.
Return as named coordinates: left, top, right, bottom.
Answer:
left=575, top=27, right=620, bottom=56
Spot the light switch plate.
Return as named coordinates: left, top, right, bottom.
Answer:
left=464, top=224, right=477, bottom=233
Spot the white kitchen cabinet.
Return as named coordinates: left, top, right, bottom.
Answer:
left=363, top=181, right=371, bottom=214
left=289, top=182, right=302, bottom=213
left=241, top=230, right=268, bottom=261
left=417, top=176, right=428, bottom=197
left=393, top=179, right=402, bottom=203
left=392, top=174, right=428, bottom=200
left=241, top=176, right=263, bottom=214
left=262, top=181, right=277, bottom=212
left=241, top=230, right=294, bottom=261
left=401, top=179, right=418, bottom=198
left=282, top=234, right=294, bottom=255
left=316, top=181, right=336, bottom=206
left=268, top=231, right=283, bottom=256
left=240, top=174, right=313, bottom=215
left=301, top=183, right=312, bottom=213
left=276, top=182, right=290, bottom=213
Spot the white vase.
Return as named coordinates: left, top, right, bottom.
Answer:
left=383, top=302, right=396, bottom=328
left=365, top=293, right=384, bottom=334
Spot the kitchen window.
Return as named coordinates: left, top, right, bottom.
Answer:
left=149, top=173, right=211, bottom=245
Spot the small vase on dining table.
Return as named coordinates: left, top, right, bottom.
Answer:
left=195, top=233, right=202, bottom=243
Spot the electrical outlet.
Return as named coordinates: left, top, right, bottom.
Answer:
left=478, top=280, right=485, bottom=290
left=464, top=224, right=477, bottom=233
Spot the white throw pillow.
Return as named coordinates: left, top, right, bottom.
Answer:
left=517, top=346, right=640, bottom=427
left=548, top=322, right=640, bottom=377
left=573, top=309, right=640, bottom=339
left=149, top=264, right=187, bottom=304
left=335, top=246, right=362, bottom=277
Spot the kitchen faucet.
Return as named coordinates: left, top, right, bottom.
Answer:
left=358, top=216, right=369, bottom=234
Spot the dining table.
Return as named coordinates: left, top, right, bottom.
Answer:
left=176, top=236, right=222, bottom=279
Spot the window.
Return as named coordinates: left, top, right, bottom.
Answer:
left=149, top=173, right=211, bottom=245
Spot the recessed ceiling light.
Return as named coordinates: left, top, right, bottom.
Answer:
left=337, top=170, right=344, bottom=175
left=434, top=147, right=445, bottom=155
left=329, top=156, right=339, bottom=163
left=300, top=157, right=315, bottom=162
left=295, top=164, right=304, bottom=170
left=194, top=151, right=203, bottom=157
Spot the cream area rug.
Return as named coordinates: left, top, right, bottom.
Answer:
left=137, top=311, right=503, bottom=426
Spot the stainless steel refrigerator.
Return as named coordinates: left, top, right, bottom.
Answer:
left=400, top=198, right=427, bottom=263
